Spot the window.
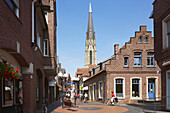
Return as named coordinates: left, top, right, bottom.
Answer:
left=139, top=36, right=142, bottom=43
left=132, top=79, right=140, bottom=97
left=147, top=52, right=155, bottom=67
left=99, top=82, right=103, bottom=98
left=90, top=51, right=92, bottom=64
left=163, top=15, right=170, bottom=49
left=100, top=63, right=102, bottom=70
left=124, top=57, right=129, bottom=67
left=93, top=69, right=95, bottom=75
left=45, top=13, right=48, bottom=24
left=134, top=52, right=142, bottom=66
left=167, top=20, right=170, bottom=47
left=5, top=0, right=19, bottom=17
left=37, top=32, right=41, bottom=51
left=44, top=39, right=49, bottom=56
left=145, top=37, right=148, bottom=43
left=115, top=79, right=123, bottom=97
left=77, top=74, right=82, bottom=77
left=3, top=79, right=14, bottom=106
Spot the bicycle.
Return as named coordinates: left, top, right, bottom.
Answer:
left=106, top=98, right=120, bottom=106
left=13, top=103, right=23, bottom=113
left=41, top=98, right=48, bottom=113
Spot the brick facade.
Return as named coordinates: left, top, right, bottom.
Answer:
left=84, top=26, right=161, bottom=104
left=0, top=0, right=57, bottom=113
left=151, top=0, right=170, bottom=110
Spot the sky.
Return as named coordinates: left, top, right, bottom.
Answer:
left=57, top=0, right=155, bottom=78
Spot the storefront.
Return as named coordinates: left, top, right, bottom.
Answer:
left=0, top=49, right=22, bottom=112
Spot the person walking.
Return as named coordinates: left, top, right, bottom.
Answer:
left=84, top=93, right=88, bottom=103
left=68, top=92, right=70, bottom=100
left=74, top=93, right=77, bottom=106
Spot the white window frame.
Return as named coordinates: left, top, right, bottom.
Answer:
left=98, top=81, right=103, bottom=99
left=124, top=57, right=129, bottom=67
left=93, top=83, right=96, bottom=101
left=114, top=77, right=125, bottom=99
left=162, top=14, right=170, bottom=49
left=147, top=52, right=155, bottom=67
left=44, top=39, right=49, bottom=56
left=89, top=84, right=92, bottom=100
left=130, top=77, right=142, bottom=99
left=134, top=52, right=142, bottom=67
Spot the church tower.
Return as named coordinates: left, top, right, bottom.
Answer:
left=85, top=2, right=97, bottom=68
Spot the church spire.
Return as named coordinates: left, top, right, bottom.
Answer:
left=85, top=1, right=97, bottom=68
left=87, top=1, right=94, bottom=39
left=89, top=2, right=92, bottom=13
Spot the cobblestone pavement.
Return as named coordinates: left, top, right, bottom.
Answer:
left=46, top=101, right=170, bottom=113
left=47, top=101, right=128, bottom=113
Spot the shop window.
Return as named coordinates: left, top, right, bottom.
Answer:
left=115, top=79, right=123, bottom=97
left=5, top=0, right=19, bottom=17
left=134, top=52, right=142, bottom=66
left=3, top=79, right=14, bottom=106
left=124, top=57, right=129, bottom=67
left=147, top=52, right=155, bottom=67
left=132, top=79, right=140, bottom=97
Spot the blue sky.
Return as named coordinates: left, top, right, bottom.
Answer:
left=57, top=0, right=154, bottom=78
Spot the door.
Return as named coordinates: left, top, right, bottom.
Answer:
left=148, top=83, right=155, bottom=99
left=167, top=72, right=170, bottom=109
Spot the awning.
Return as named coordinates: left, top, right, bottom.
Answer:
left=82, top=86, right=88, bottom=91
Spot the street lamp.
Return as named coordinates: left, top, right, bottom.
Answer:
left=58, top=72, right=68, bottom=109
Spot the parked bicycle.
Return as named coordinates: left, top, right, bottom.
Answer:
left=13, top=99, right=23, bottom=113
left=41, top=98, right=48, bottom=113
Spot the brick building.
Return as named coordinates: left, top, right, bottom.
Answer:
left=84, top=26, right=161, bottom=104
left=0, top=0, right=57, bottom=112
left=150, top=0, right=170, bottom=110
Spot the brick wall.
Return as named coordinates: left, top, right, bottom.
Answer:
left=152, top=0, right=170, bottom=110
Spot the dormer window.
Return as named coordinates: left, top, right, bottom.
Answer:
left=100, top=63, right=102, bottom=70
left=93, top=69, right=95, bottom=75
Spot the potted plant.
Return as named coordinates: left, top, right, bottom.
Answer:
left=0, top=58, right=20, bottom=82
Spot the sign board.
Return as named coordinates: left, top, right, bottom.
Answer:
left=79, top=86, right=82, bottom=90
left=49, top=80, right=55, bottom=86
left=67, top=83, right=75, bottom=85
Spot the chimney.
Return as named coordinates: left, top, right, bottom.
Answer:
left=114, top=44, right=119, bottom=55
